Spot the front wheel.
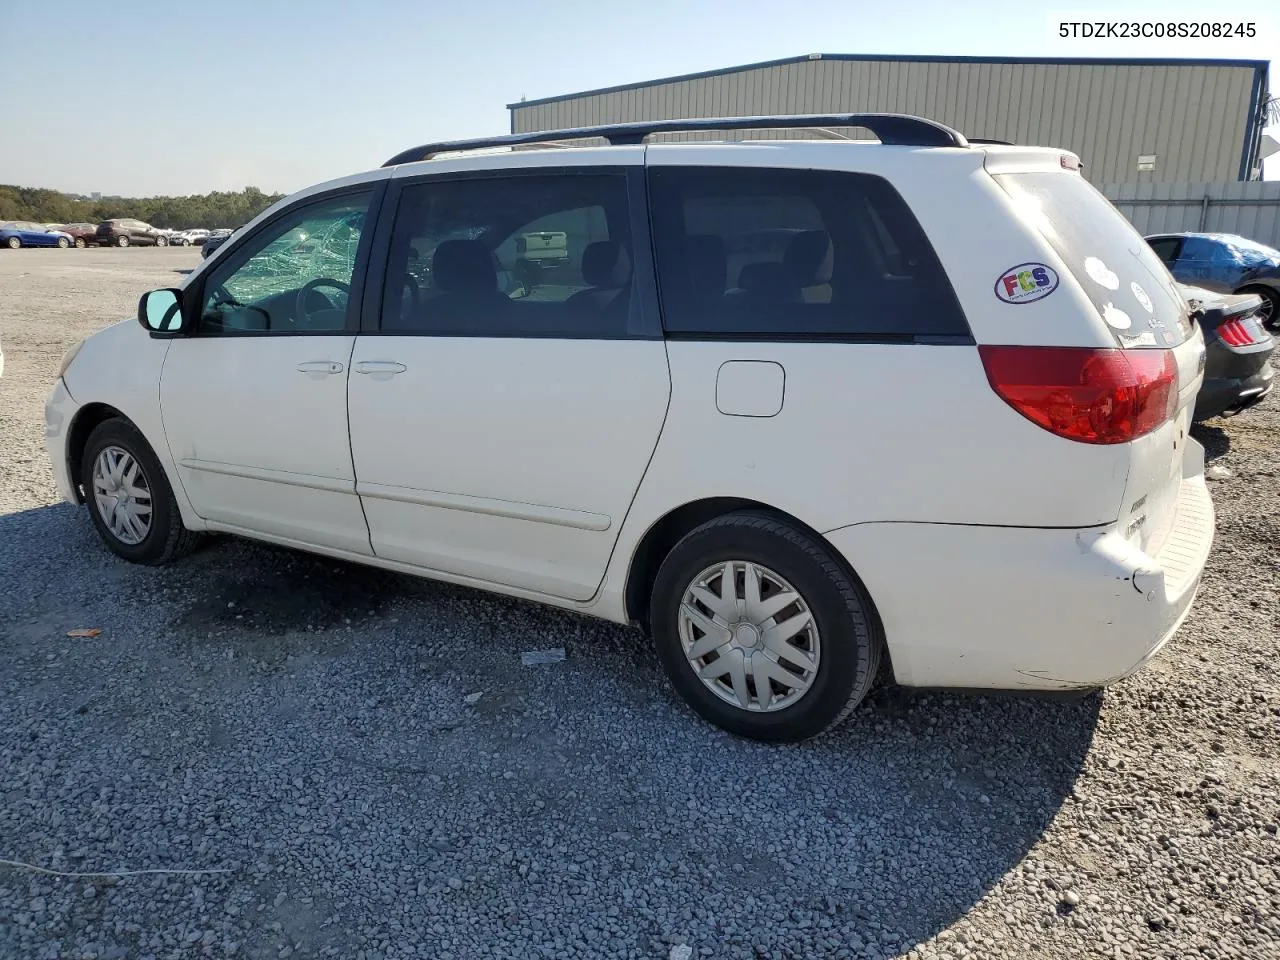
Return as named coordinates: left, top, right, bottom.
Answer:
left=81, top=418, right=199, bottom=565
left=57, top=237, right=70, bottom=248
left=649, top=512, right=882, bottom=742
left=156, top=236, right=168, bottom=247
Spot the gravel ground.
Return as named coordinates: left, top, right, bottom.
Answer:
left=1, top=247, right=1278, bottom=960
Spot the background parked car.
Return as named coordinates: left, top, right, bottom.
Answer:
left=0, top=221, right=73, bottom=249
left=169, top=228, right=210, bottom=247
left=1177, top=282, right=1274, bottom=421
left=1147, top=232, right=1280, bottom=331
left=95, top=219, right=169, bottom=247
left=200, top=228, right=237, bottom=258
left=58, top=223, right=100, bottom=248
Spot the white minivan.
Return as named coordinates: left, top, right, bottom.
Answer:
left=46, top=114, right=1214, bottom=742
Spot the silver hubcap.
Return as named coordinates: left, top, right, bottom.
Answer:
left=92, top=446, right=153, bottom=545
left=678, top=561, right=821, bottom=713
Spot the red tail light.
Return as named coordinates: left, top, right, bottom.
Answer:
left=979, top=346, right=1178, bottom=444
left=1216, top=318, right=1261, bottom=347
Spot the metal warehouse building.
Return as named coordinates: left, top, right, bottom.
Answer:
left=509, top=54, right=1272, bottom=184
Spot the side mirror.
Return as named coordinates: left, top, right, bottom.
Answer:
left=138, top=288, right=184, bottom=333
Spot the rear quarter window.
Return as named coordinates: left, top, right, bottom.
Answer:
left=648, top=167, right=970, bottom=341
left=993, top=171, right=1192, bottom=348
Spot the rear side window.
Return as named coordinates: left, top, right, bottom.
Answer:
left=648, top=167, right=969, bottom=340
left=381, top=172, right=642, bottom=338
left=994, top=172, right=1192, bottom=348
left=1146, top=237, right=1181, bottom=265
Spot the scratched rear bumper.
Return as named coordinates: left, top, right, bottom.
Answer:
left=823, top=444, right=1214, bottom=691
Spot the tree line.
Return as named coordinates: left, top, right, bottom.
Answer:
left=0, top=184, right=285, bottom=230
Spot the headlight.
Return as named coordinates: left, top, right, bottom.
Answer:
left=58, top=339, right=85, bottom=378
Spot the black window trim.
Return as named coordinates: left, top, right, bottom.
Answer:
left=360, top=164, right=663, bottom=340
left=644, top=164, right=976, bottom=347
left=169, top=179, right=388, bottom=339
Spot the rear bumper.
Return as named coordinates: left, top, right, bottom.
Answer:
left=824, top=440, right=1214, bottom=691
left=1194, top=361, right=1273, bottom=420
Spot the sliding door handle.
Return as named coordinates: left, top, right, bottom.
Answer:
left=354, top=361, right=407, bottom=379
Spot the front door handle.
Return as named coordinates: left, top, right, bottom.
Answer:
left=296, top=360, right=344, bottom=378
left=354, top=361, right=407, bottom=380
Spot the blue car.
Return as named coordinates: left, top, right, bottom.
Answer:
left=1146, top=232, right=1280, bottom=330
left=0, top=221, right=72, bottom=249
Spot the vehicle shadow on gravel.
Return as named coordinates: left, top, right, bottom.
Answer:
left=1, top=503, right=1102, bottom=958
left=1191, top=422, right=1230, bottom=460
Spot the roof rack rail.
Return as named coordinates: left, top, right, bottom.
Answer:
left=382, top=113, right=969, bottom=167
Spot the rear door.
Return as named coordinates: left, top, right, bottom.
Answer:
left=348, top=158, right=670, bottom=601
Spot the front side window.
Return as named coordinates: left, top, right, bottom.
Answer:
left=648, top=167, right=969, bottom=339
left=198, top=192, right=372, bottom=334
left=381, top=173, right=634, bottom=337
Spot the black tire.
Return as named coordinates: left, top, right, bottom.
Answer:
left=1239, top=285, right=1279, bottom=332
left=156, top=235, right=168, bottom=247
left=57, top=237, right=70, bottom=248
left=81, top=418, right=199, bottom=565
left=74, top=237, right=86, bottom=248
left=649, top=511, right=882, bottom=743
left=116, top=235, right=129, bottom=247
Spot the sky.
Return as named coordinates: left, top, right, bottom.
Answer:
left=2, top=0, right=1277, bottom=197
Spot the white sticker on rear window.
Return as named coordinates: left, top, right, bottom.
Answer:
left=1084, top=256, right=1120, bottom=290
left=995, top=262, right=1059, bottom=304
left=1102, top=303, right=1132, bottom=330
left=1131, top=282, right=1153, bottom=313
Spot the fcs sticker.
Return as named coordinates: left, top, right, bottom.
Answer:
left=995, top=263, right=1059, bottom=304
left=1131, top=281, right=1153, bottom=313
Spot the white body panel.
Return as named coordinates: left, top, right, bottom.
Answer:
left=347, top=337, right=670, bottom=600
left=825, top=438, right=1213, bottom=689
left=53, top=320, right=204, bottom=531
left=159, top=336, right=370, bottom=555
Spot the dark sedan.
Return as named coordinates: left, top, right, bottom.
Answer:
left=58, top=223, right=100, bottom=248
left=1148, top=232, right=1280, bottom=330
left=200, top=228, right=237, bottom=259
left=1178, top=282, right=1274, bottom=421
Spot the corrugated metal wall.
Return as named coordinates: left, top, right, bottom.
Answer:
left=511, top=58, right=1257, bottom=183
left=1100, top=181, right=1280, bottom=247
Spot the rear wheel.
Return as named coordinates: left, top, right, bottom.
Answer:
left=116, top=235, right=129, bottom=247
left=1239, top=285, right=1279, bottom=331
left=649, top=512, right=882, bottom=742
left=74, top=237, right=86, bottom=248
left=57, top=237, right=69, bottom=248
left=81, top=418, right=199, bottom=565
left=156, top=235, right=168, bottom=247
left=6, top=236, right=19, bottom=249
